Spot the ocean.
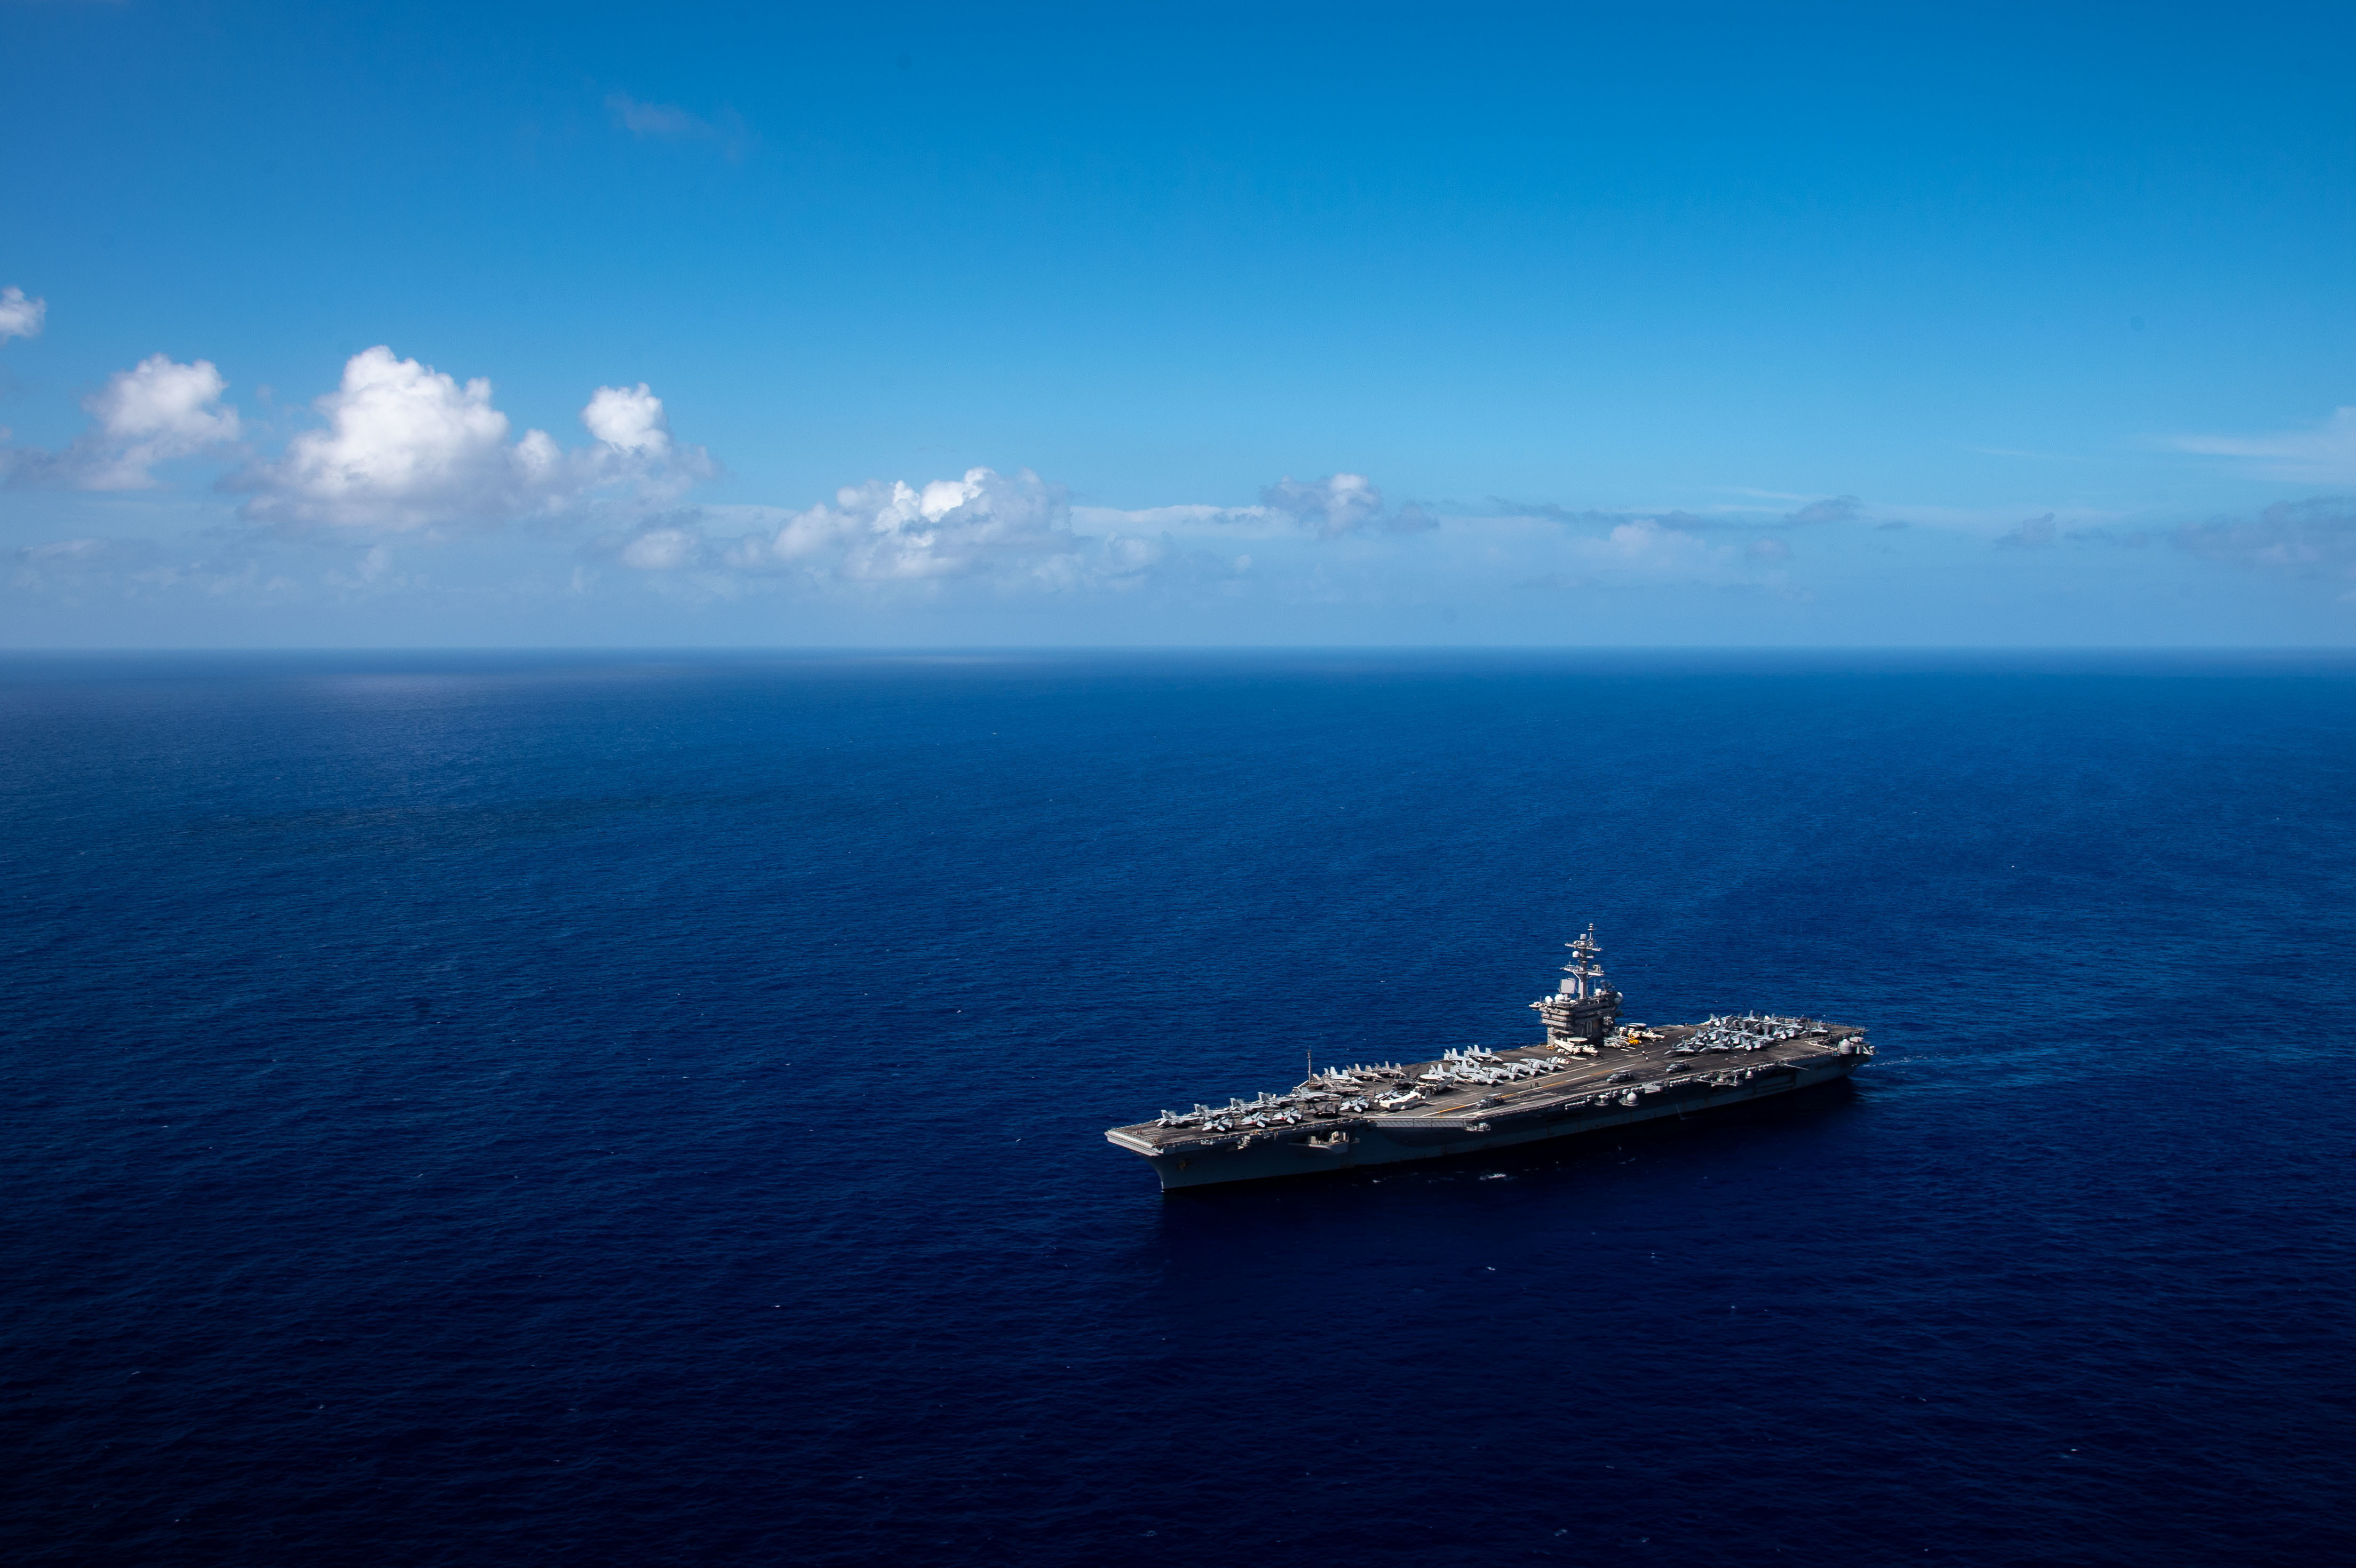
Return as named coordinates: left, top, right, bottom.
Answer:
left=3, top=650, right=2352, bottom=1566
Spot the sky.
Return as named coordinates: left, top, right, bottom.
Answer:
left=2, top=0, right=2353, bottom=647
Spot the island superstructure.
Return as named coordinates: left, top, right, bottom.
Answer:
left=1105, top=925, right=1872, bottom=1189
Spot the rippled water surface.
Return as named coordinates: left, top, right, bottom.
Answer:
left=4, top=651, right=2352, bottom=1566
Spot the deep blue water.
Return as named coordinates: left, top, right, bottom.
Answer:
left=3, top=650, right=2353, bottom=1567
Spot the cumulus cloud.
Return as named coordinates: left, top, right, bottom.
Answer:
left=2172, top=407, right=2356, bottom=484
left=2176, top=497, right=2356, bottom=587
left=4, top=354, right=242, bottom=489
left=81, top=355, right=242, bottom=487
left=1262, top=473, right=1384, bottom=537
left=237, top=347, right=548, bottom=529
left=582, top=383, right=671, bottom=453
left=233, top=347, right=708, bottom=533
left=0, top=285, right=45, bottom=342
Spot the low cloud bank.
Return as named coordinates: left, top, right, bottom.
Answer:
left=2177, top=497, right=2356, bottom=592
left=602, top=468, right=1477, bottom=595
left=1973, top=495, right=2356, bottom=593
left=613, top=467, right=1082, bottom=586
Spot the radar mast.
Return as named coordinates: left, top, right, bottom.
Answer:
left=1532, top=922, right=1621, bottom=1052
left=1561, top=924, right=1604, bottom=1000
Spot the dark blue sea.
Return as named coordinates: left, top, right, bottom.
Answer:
left=4, top=651, right=2353, bottom=1567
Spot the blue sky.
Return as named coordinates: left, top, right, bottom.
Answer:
left=3, top=0, right=2352, bottom=645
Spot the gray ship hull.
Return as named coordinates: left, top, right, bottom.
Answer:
left=1107, top=1050, right=1863, bottom=1190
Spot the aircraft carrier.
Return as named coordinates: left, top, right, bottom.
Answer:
left=1105, top=926, right=1872, bottom=1189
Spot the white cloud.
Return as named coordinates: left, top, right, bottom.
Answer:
left=582, top=383, right=671, bottom=453
left=1262, top=472, right=1385, bottom=536
left=636, top=476, right=1787, bottom=601
left=617, top=466, right=1764, bottom=603
left=78, top=355, right=243, bottom=488
left=3, top=353, right=241, bottom=489
left=235, top=347, right=708, bottom=533
left=607, top=466, right=1276, bottom=598
left=709, top=466, right=1080, bottom=583
left=2172, top=406, right=2356, bottom=484
left=240, top=347, right=537, bottom=529
left=0, top=285, right=45, bottom=342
